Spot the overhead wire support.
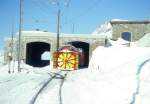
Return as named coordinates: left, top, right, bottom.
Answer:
left=51, top=1, right=61, bottom=51
left=51, top=0, right=70, bottom=51
left=11, top=22, right=15, bottom=73
left=8, top=21, right=15, bottom=74
left=18, top=0, right=23, bottom=72
left=57, top=8, right=60, bottom=51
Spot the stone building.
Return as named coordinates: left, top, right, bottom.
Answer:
left=4, top=31, right=105, bottom=67
left=110, top=21, right=150, bottom=41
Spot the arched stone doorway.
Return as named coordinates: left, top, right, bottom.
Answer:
left=68, top=41, right=89, bottom=68
left=26, top=42, right=51, bottom=67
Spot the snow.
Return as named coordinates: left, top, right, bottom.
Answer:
left=41, top=51, right=51, bottom=60
left=108, top=38, right=131, bottom=47
left=89, top=46, right=150, bottom=104
left=0, top=42, right=150, bottom=104
left=111, top=19, right=129, bottom=21
left=92, top=22, right=112, bottom=38
left=92, top=19, right=132, bottom=39
left=0, top=61, right=60, bottom=104
left=0, top=50, right=4, bottom=66
left=136, top=33, right=150, bottom=47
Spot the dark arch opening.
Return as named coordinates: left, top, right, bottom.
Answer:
left=26, top=42, right=50, bottom=67
left=68, top=41, right=89, bottom=68
left=121, top=32, right=132, bottom=41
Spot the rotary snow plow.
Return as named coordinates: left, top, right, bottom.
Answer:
left=53, top=45, right=79, bottom=71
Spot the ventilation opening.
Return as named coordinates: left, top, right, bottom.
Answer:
left=26, top=42, right=50, bottom=67
left=121, top=32, right=132, bottom=41
left=68, top=41, right=89, bottom=68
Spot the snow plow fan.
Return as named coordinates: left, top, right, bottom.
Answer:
left=53, top=52, right=78, bottom=71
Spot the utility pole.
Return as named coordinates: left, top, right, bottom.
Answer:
left=11, top=22, right=15, bottom=73
left=51, top=1, right=69, bottom=51
left=57, top=9, right=60, bottom=51
left=18, top=0, right=23, bottom=72
left=8, top=22, right=14, bottom=74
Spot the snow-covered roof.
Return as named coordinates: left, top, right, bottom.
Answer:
left=15, top=31, right=105, bottom=39
left=16, top=31, right=56, bottom=37
left=110, top=20, right=150, bottom=24
left=110, top=19, right=129, bottom=21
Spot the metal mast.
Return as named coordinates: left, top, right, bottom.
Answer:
left=51, top=1, right=69, bottom=51
left=57, top=9, right=60, bottom=51
left=11, top=22, right=15, bottom=73
left=18, top=0, right=23, bottom=72
left=8, top=22, right=14, bottom=74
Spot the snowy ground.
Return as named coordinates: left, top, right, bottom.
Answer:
left=0, top=46, right=150, bottom=104
left=0, top=50, right=4, bottom=66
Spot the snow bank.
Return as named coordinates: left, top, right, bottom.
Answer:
left=108, top=38, right=132, bottom=47
left=89, top=46, right=150, bottom=72
left=88, top=46, right=150, bottom=104
left=135, top=60, right=150, bottom=104
left=136, top=33, right=150, bottom=47
left=0, top=50, right=4, bottom=66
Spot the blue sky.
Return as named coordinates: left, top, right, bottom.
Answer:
left=0, top=0, right=150, bottom=49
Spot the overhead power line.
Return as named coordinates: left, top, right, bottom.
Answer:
left=31, top=0, right=54, bottom=16
left=69, top=0, right=103, bottom=24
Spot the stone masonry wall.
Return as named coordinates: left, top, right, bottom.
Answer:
left=111, top=21, right=150, bottom=41
left=4, top=32, right=105, bottom=64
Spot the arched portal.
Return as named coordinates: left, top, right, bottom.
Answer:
left=26, top=42, right=50, bottom=67
left=121, top=32, right=132, bottom=41
left=68, top=41, right=89, bottom=68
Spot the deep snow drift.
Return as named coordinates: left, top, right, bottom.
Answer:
left=136, top=33, right=150, bottom=47
left=0, top=45, right=150, bottom=104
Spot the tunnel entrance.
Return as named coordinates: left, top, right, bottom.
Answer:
left=26, top=42, right=50, bottom=67
left=68, top=41, right=89, bottom=68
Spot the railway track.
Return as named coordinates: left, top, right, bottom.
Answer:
left=30, top=71, right=69, bottom=104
